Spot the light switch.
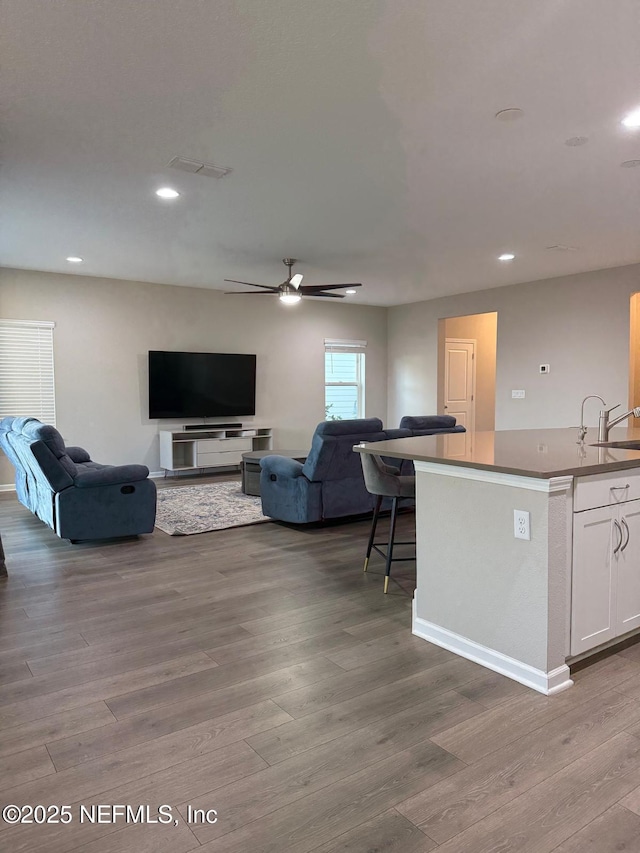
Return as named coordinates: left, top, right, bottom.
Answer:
left=511, top=390, right=526, bottom=399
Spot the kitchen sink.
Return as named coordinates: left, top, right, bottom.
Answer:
left=590, top=440, right=640, bottom=449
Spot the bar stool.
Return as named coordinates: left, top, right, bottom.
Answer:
left=360, top=453, right=416, bottom=593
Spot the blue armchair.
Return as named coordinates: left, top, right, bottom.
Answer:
left=0, top=416, right=156, bottom=542
left=259, top=418, right=410, bottom=524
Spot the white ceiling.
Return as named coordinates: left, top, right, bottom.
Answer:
left=1, top=0, right=639, bottom=306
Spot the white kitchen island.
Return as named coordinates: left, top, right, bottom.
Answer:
left=355, top=428, right=640, bottom=695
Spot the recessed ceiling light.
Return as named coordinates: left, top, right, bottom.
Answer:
left=495, top=108, right=524, bottom=122
left=155, top=187, right=180, bottom=199
left=345, top=289, right=357, bottom=295
left=621, top=159, right=640, bottom=168
left=66, top=256, right=83, bottom=263
left=622, top=110, right=640, bottom=128
left=498, top=253, right=515, bottom=261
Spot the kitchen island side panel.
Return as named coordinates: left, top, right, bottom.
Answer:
left=414, top=470, right=556, bottom=672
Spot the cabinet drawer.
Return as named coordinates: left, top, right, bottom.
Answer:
left=574, top=470, right=640, bottom=512
left=196, top=450, right=243, bottom=467
left=197, top=438, right=251, bottom=454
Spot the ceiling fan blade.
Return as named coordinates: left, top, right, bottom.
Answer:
left=290, top=273, right=303, bottom=289
left=311, top=292, right=345, bottom=298
left=299, top=283, right=362, bottom=293
left=224, top=290, right=278, bottom=295
left=224, top=280, right=278, bottom=291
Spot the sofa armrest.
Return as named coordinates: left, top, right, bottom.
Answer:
left=259, top=455, right=305, bottom=480
left=66, top=446, right=91, bottom=463
left=73, top=464, right=150, bottom=488
left=56, top=478, right=156, bottom=540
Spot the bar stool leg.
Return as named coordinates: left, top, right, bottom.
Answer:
left=364, top=495, right=383, bottom=571
left=384, top=497, right=399, bottom=594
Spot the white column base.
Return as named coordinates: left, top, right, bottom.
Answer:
left=412, top=601, right=573, bottom=696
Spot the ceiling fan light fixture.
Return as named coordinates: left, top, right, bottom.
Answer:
left=224, top=258, right=362, bottom=302
left=279, top=292, right=302, bottom=305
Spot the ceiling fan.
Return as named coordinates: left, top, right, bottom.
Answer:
left=225, top=258, right=362, bottom=304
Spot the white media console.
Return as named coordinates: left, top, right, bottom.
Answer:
left=159, top=426, right=273, bottom=473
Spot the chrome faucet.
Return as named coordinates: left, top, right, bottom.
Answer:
left=578, top=395, right=606, bottom=442
left=598, top=404, right=640, bottom=442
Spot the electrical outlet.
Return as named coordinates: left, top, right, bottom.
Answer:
left=514, top=509, right=531, bottom=540
left=512, top=390, right=526, bottom=399
left=539, top=364, right=550, bottom=374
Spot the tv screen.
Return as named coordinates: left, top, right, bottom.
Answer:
left=148, top=351, right=256, bottom=419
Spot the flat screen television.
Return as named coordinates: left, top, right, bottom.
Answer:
left=148, top=351, right=256, bottom=419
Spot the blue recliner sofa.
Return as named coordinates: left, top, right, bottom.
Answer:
left=398, top=415, right=467, bottom=474
left=0, top=416, right=157, bottom=542
left=259, top=418, right=411, bottom=524
left=399, top=415, right=466, bottom=436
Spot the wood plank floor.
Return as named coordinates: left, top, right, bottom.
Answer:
left=3, top=476, right=640, bottom=851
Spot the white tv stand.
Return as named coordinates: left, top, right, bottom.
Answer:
left=159, top=426, right=272, bottom=474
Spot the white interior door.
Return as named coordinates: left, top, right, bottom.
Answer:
left=444, top=339, right=475, bottom=433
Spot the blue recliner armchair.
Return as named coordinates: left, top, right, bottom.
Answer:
left=0, top=416, right=157, bottom=541
left=259, top=418, right=411, bottom=524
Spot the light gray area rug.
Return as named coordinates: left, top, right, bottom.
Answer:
left=155, top=481, right=270, bottom=535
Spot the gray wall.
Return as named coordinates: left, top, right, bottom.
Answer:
left=0, top=268, right=388, bottom=486
left=4, top=261, right=640, bottom=488
left=388, top=263, right=640, bottom=431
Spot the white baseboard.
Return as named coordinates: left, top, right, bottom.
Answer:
left=0, top=484, right=16, bottom=492
left=412, top=603, right=573, bottom=696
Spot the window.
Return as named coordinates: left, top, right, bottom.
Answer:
left=324, top=339, right=366, bottom=420
left=0, top=320, right=56, bottom=424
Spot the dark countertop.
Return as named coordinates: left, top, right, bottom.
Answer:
left=354, top=427, right=640, bottom=479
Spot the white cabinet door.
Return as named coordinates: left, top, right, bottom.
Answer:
left=617, top=499, right=640, bottom=636
left=571, top=505, right=618, bottom=655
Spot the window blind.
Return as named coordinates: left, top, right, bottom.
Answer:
left=324, top=338, right=367, bottom=354
left=0, top=320, right=56, bottom=425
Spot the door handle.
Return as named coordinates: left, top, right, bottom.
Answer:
left=613, top=519, right=623, bottom=554
left=621, top=517, right=631, bottom=552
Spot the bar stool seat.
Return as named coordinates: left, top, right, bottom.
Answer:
left=360, top=453, right=416, bottom=593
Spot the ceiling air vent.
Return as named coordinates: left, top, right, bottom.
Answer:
left=546, top=244, right=579, bottom=252
left=167, top=156, right=233, bottom=179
